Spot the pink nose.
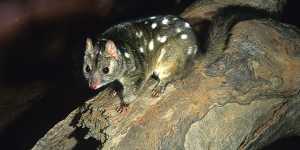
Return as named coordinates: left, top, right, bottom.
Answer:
left=89, top=80, right=101, bottom=90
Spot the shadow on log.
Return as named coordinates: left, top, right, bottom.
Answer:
left=32, top=0, right=300, bottom=150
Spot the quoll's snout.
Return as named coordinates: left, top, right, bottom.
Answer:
left=89, top=79, right=101, bottom=90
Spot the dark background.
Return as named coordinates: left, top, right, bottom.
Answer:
left=0, top=0, right=299, bottom=149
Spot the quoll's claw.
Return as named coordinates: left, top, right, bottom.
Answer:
left=151, top=84, right=166, bottom=97
left=116, top=102, right=129, bottom=113
left=109, top=103, right=129, bottom=123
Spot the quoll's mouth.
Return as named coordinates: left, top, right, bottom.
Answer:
left=89, top=80, right=101, bottom=90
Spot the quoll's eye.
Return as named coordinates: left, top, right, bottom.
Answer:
left=85, top=65, right=91, bottom=73
left=102, top=67, right=109, bottom=74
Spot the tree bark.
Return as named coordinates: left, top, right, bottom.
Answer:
left=32, top=0, right=300, bottom=149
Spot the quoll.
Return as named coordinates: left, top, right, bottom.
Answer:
left=83, top=15, right=198, bottom=111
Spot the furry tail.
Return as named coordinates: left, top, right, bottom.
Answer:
left=203, top=6, right=277, bottom=65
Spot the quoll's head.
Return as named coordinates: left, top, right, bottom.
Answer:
left=83, top=38, right=123, bottom=90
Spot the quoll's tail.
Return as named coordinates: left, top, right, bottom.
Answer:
left=201, top=6, right=278, bottom=65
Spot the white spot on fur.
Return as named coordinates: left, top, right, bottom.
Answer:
left=148, top=40, right=154, bottom=51
left=151, top=23, right=157, bottom=29
left=162, top=18, right=169, bottom=25
left=176, top=28, right=182, bottom=33
left=172, top=17, right=178, bottom=21
left=150, top=16, right=156, bottom=19
left=157, top=35, right=167, bottom=43
left=181, top=34, right=188, bottom=40
left=144, top=21, right=148, bottom=24
left=194, top=49, right=197, bottom=54
left=187, top=46, right=193, bottom=55
left=124, top=52, right=130, bottom=58
left=194, top=45, right=198, bottom=54
left=139, top=47, right=144, bottom=53
left=157, top=48, right=166, bottom=62
left=136, top=31, right=143, bottom=38
left=184, top=22, right=191, bottom=28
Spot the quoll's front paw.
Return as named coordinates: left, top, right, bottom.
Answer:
left=152, top=83, right=166, bottom=97
left=116, top=102, right=129, bottom=113
left=108, top=102, right=129, bottom=123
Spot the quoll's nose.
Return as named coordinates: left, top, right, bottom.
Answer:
left=89, top=79, right=101, bottom=90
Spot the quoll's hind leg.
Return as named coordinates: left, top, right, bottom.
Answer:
left=151, top=35, right=191, bottom=97
left=152, top=62, right=179, bottom=97
left=152, top=79, right=169, bottom=97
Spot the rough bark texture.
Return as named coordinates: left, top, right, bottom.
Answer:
left=32, top=0, right=300, bottom=149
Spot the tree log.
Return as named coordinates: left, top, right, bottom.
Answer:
left=32, top=0, right=300, bottom=149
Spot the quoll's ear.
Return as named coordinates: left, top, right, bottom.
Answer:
left=105, top=40, right=119, bottom=59
left=85, top=38, right=94, bottom=53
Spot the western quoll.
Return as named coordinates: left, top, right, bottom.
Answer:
left=83, top=15, right=198, bottom=110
